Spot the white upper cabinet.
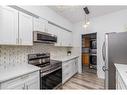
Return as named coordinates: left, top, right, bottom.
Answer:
left=47, top=23, right=62, bottom=46
left=48, top=23, right=73, bottom=47
left=0, top=6, right=33, bottom=46
left=0, top=6, right=18, bottom=45
left=33, top=17, right=48, bottom=32
left=0, top=6, right=72, bottom=46
left=19, top=12, right=33, bottom=45
left=67, top=32, right=73, bottom=47
left=47, top=23, right=58, bottom=35
left=56, top=29, right=73, bottom=47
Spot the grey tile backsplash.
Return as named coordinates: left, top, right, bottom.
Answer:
left=0, top=43, right=70, bottom=70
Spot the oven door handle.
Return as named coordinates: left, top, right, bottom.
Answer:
left=41, top=70, right=51, bottom=77
left=41, top=67, right=62, bottom=77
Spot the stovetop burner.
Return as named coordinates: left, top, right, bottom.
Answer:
left=39, top=60, right=62, bottom=73
left=28, top=53, right=62, bottom=74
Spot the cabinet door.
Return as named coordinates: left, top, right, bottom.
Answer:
left=72, top=58, right=78, bottom=74
left=54, top=26, right=63, bottom=46
left=82, top=53, right=89, bottom=65
left=62, top=61, right=72, bottom=84
left=0, top=6, right=18, bottom=45
left=82, top=35, right=90, bottom=48
left=58, top=29, right=73, bottom=47
left=25, top=76, right=40, bottom=90
left=75, top=58, right=78, bottom=73
left=60, top=30, right=66, bottom=46
left=67, top=32, right=73, bottom=47
left=47, top=23, right=58, bottom=36
left=19, top=12, right=33, bottom=45
left=34, top=18, right=48, bottom=32
left=48, top=23, right=73, bottom=47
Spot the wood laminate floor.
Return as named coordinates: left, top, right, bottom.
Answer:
left=61, top=72, right=104, bottom=90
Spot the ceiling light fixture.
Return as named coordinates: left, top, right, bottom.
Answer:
left=83, top=7, right=90, bottom=28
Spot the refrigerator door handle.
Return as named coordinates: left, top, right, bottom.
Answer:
left=102, top=40, right=108, bottom=72
left=102, top=41, right=106, bottom=61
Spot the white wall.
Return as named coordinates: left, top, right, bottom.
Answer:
left=73, top=9, right=127, bottom=79
left=19, top=6, right=73, bottom=31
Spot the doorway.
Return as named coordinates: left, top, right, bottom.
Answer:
left=82, top=33, right=97, bottom=74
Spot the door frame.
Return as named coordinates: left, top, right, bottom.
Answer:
left=81, top=32, right=97, bottom=73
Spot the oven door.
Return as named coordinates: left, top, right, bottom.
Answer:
left=41, top=68, right=62, bottom=89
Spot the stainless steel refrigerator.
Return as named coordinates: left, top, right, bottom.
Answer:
left=102, top=32, right=127, bottom=89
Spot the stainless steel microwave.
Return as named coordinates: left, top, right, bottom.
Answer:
left=33, top=31, right=57, bottom=44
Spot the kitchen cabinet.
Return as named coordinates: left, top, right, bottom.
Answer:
left=59, top=29, right=73, bottom=47
left=116, top=69, right=127, bottom=89
left=0, top=71, right=40, bottom=90
left=0, top=6, right=33, bottom=45
left=73, top=58, right=78, bottom=74
left=0, top=6, right=18, bottom=45
left=82, top=53, right=89, bottom=65
left=19, top=12, right=33, bottom=45
left=47, top=23, right=62, bottom=46
left=1, top=82, right=25, bottom=89
left=82, top=35, right=90, bottom=48
left=48, top=23, right=73, bottom=47
left=25, top=75, right=40, bottom=89
left=62, top=57, right=78, bottom=84
left=47, top=23, right=58, bottom=36
left=67, top=31, right=73, bottom=47
left=34, top=17, right=48, bottom=32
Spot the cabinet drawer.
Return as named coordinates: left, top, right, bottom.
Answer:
left=1, top=71, right=39, bottom=89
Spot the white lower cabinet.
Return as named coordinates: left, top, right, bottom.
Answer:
left=62, top=57, right=78, bottom=84
left=2, top=82, right=25, bottom=89
left=25, top=75, right=40, bottom=89
left=0, top=71, right=40, bottom=90
left=116, top=70, right=127, bottom=89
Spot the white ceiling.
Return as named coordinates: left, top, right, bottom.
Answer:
left=48, top=6, right=127, bottom=23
